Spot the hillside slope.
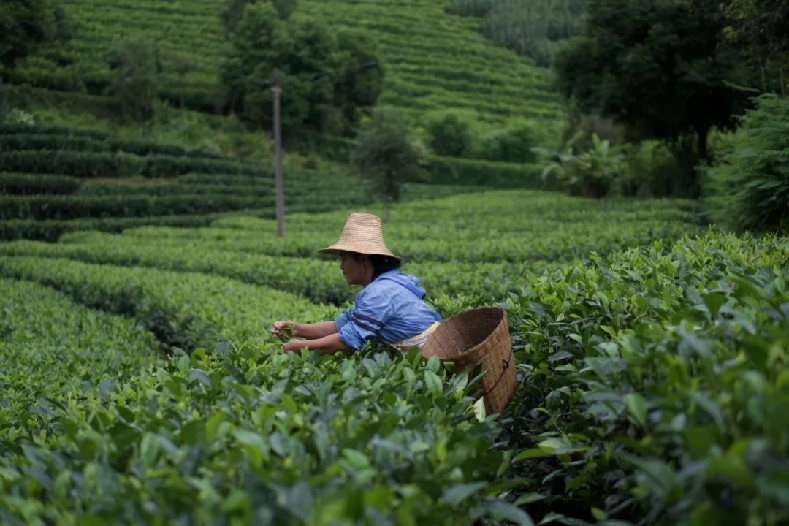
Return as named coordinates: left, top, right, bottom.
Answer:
left=0, top=123, right=489, bottom=241
left=11, top=0, right=560, bottom=128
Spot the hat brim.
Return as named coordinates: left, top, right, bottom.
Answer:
left=319, top=242, right=401, bottom=260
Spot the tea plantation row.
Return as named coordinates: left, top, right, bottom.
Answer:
left=0, top=191, right=703, bottom=305
left=0, top=124, right=489, bottom=241
left=11, top=0, right=559, bottom=125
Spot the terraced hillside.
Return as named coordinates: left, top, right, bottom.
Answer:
left=0, top=123, right=487, bottom=241
left=12, top=0, right=560, bottom=127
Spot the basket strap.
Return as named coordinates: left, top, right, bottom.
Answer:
left=479, top=348, right=515, bottom=397
left=423, top=296, right=449, bottom=319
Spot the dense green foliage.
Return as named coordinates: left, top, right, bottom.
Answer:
left=220, top=3, right=385, bottom=138
left=722, top=0, right=789, bottom=95
left=0, top=0, right=66, bottom=71
left=350, top=109, right=424, bottom=218
left=2, top=0, right=789, bottom=520
left=703, top=94, right=789, bottom=235
left=0, top=191, right=786, bottom=524
left=104, top=42, right=164, bottom=122
left=539, top=0, right=786, bottom=209
left=0, top=191, right=700, bottom=305
left=0, top=278, right=159, bottom=435
left=553, top=0, right=751, bottom=162
left=501, top=231, right=789, bottom=524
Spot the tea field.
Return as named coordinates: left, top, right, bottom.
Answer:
left=0, top=123, right=485, bottom=242
left=12, top=0, right=559, bottom=128
left=1, top=184, right=787, bottom=525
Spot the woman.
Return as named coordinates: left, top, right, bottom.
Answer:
left=271, top=212, right=442, bottom=354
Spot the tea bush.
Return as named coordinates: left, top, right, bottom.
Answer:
left=501, top=231, right=789, bottom=524
left=0, top=278, right=159, bottom=448
left=0, top=190, right=786, bottom=524
left=0, top=190, right=701, bottom=304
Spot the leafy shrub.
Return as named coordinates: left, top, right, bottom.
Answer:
left=420, top=156, right=549, bottom=189
left=479, top=123, right=538, bottom=164
left=104, top=42, right=162, bottom=123
left=501, top=231, right=789, bottom=524
left=0, top=123, right=105, bottom=138
left=445, top=0, right=493, bottom=17
left=0, top=194, right=274, bottom=221
left=703, top=94, right=789, bottom=236
left=618, top=140, right=696, bottom=198
left=533, top=131, right=625, bottom=198
left=0, top=132, right=224, bottom=159
left=351, top=108, right=425, bottom=219
left=424, top=110, right=477, bottom=158
left=0, top=150, right=264, bottom=178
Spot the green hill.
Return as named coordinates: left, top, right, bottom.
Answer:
left=0, top=123, right=487, bottom=241
left=9, top=0, right=560, bottom=129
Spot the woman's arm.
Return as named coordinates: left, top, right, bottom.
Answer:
left=283, top=333, right=351, bottom=355
left=293, top=321, right=338, bottom=339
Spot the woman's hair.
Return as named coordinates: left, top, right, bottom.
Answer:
left=348, top=252, right=402, bottom=279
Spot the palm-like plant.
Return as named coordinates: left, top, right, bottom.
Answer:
left=532, top=130, right=626, bottom=198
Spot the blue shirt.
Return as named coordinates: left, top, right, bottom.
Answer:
left=334, top=270, right=442, bottom=349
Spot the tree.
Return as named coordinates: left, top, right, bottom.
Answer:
left=105, top=42, right=162, bottom=122
left=331, top=30, right=386, bottom=136
left=220, top=0, right=297, bottom=36
left=0, top=0, right=60, bottom=73
left=271, top=0, right=298, bottom=20
left=219, top=2, right=279, bottom=116
left=219, top=4, right=384, bottom=140
left=351, top=109, right=424, bottom=221
left=221, top=0, right=248, bottom=36
left=722, top=0, right=789, bottom=95
left=553, top=0, right=753, bottom=197
left=170, top=55, right=198, bottom=110
left=425, top=111, right=475, bottom=158
left=224, top=7, right=332, bottom=134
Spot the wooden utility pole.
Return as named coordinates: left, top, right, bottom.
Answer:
left=271, top=68, right=285, bottom=238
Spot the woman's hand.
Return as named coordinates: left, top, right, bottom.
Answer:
left=282, top=339, right=306, bottom=353
left=271, top=320, right=295, bottom=338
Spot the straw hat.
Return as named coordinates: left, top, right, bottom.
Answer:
left=319, top=212, right=400, bottom=260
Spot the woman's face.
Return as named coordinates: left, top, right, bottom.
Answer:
left=340, top=253, right=370, bottom=285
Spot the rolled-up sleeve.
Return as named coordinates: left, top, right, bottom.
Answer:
left=334, top=308, right=352, bottom=332
left=337, top=287, right=392, bottom=349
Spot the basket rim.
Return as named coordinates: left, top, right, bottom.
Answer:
left=421, top=306, right=509, bottom=361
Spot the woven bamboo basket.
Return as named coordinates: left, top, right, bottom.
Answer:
left=420, top=307, right=517, bottom=415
